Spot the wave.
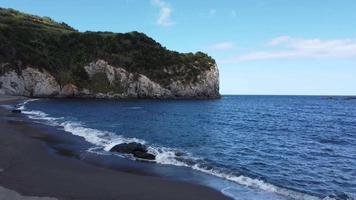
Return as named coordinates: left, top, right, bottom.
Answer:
left=17, top=99, right=39, bottom=110
left=17, top=99, right=354, bottom=200
left=61, top=121, right=145, bottom=151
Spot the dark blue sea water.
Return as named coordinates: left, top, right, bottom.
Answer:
left=18, top=96, right=356, bottom=200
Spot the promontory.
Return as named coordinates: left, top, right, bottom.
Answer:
left=0, top=8, right=220, bottom=99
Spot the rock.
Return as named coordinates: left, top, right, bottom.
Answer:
left=168, top=63, right=220, bottom=98
left=84, top=60, right=172, bottom=98
left=132, top=151, right=156, bottom=160
left=110, top=142, right=156, bottom=160
left=0, top=59, right=220, bottom=99
left=22, top=68, right=60, bottom=97
left=0, top=67, right=60, bottom=97
left=84, top=60, right=116, bottom=83
left=0, top=9, right=221, bottom=100
left=11, top=109, right=21, bottom=113
left=174, top=151, right=184, bottom=156
left=60, top=84, right=78, bottom=97
left=110, top=142, right=148, bottom=154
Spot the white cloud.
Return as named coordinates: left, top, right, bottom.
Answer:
left=151, top=0, right=174, bottom=26
left=267, top=36, right=291, bottom=46
left=208, top=42, right=235, bottom=50
left=223, top=36, right=356, bottom=62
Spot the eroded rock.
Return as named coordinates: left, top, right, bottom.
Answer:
left=110, top=142, right=147, bottom=154
left=11, top=109, right=21, bottom=113
left=0, top=59, right=220, bottom=99
left=110, top=142, right=156, bottom=160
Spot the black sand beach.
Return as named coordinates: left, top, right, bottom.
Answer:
left=0, top=95, right=230, bottom=200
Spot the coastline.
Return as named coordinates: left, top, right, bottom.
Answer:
left=0, top=95, right=230, bottom=200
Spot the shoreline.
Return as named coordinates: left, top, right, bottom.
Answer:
left=0, top=95, right=230, bottom=200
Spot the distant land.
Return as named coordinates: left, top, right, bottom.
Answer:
left=0, top=8, right=220, bottom=99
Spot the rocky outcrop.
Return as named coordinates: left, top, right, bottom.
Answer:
left=59, top=84, right=78, bottom=97
left=0, top=8, right=220, bottom=99
left=168, top=63, right=219, bottom=98
left=110, top=142, right=156, bottom=160
left=0, top=67, right=60, bottom=97
left=83, top=60, right=172, bottom=98
left=0, top=59, right=220, bottom=99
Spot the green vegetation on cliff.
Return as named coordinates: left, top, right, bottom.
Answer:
left=0, top=8, right=215, bottom=88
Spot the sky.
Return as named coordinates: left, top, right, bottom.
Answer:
left=1, top=0, right=356, bottom=95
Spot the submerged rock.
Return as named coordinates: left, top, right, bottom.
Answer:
left=110, top=142, right=147, bottom=153
left=132, top=151, right=155, bottom=160
left=11, top=109, right=21, bottom=113
left=174, top=151, right=184, bottom=157
left=110, top=142, right=156, bottom=160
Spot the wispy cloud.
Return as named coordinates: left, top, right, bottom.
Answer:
left=151, top=0, right=174, bottom=26
left=267, top=36, right=291, bottom=46
left=223, top=36, right=356, bottom=62
left=208, top=42, right=235, bottom=50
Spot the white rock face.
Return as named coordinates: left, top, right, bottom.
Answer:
left=169, top=63, right=219, bottom=98
left=84, top=60, right=116, bottom=84
left=22, top=68, right=60, bottom=97
left=0, top=68, right=60, bottom=97
left=59, top=84, right=78, bottom=97
left=83, top=60, right=172, bottom=98
left=0, top=71, right=25, bottom=96
left=0, top=60, right=220, bottom=99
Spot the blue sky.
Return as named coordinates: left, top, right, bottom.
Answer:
left=1, top=0, right=356, bottom=95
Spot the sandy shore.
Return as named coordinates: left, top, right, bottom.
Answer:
left=0, top=95, right=230, bottom=200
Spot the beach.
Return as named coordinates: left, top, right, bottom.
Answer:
left=0, top=95, right=230, bottom=200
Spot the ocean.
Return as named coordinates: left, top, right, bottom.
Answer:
left=17, top=96, right=356, bottom=200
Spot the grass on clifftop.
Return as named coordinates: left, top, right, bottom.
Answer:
left=0, top=7, right=216, bottom=88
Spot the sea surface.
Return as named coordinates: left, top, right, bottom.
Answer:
left=16, top=96, right=356, bottom=200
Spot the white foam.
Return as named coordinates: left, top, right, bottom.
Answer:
left=18, top=100, right=326, bottom=200
left=21, top=110, right=61, bottom=126
left=17, top=99, right=38, bottom=110
left=60, top=121, right=145, bottom=151
left=150, top=147, right=192, bottom=167
left=149, top=146, right=322, bottom=200
left=191, top=165, right=321, bottom=200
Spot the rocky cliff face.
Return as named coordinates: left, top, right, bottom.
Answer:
left=0, top=8, right=220, bottom=99
left=0, top=67, right=60, bottom=97
left=0, top=60, right=219, bottom=99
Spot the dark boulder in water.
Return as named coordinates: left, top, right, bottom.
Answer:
left=174, top=151, right=184, bottom=156
left=132, top=151, right=155, bottom=160
left=11, top=109, right=21, bottom=113
left=110, top=142, right=155, bottom=160
left=110, top=142, right=147, bottom=153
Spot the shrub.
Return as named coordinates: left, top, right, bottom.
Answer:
left=0, top=7, right=216, bottom=88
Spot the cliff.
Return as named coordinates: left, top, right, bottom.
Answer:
left=0, top=8, right=220, bottom=99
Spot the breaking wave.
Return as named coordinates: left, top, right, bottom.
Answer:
left=17, top=99, right=354, bottom=200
